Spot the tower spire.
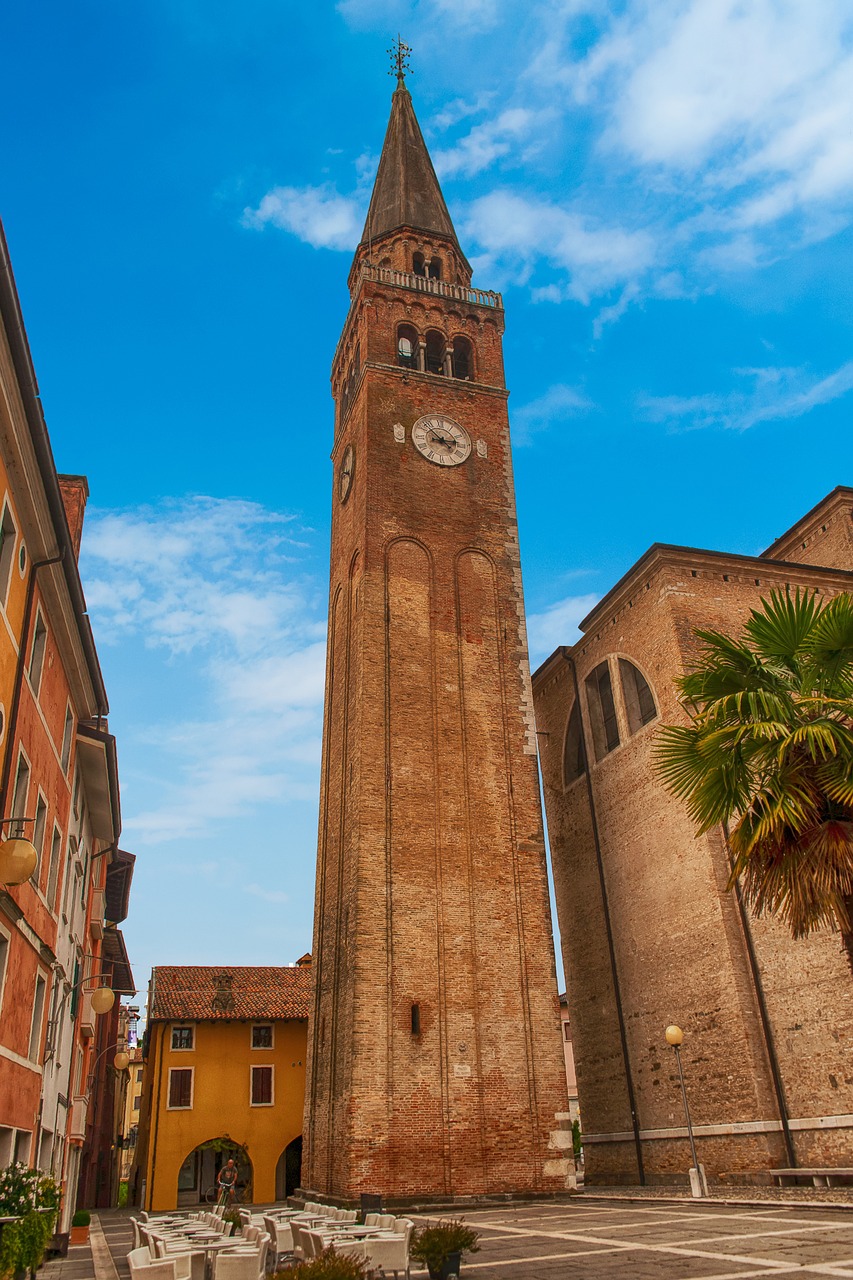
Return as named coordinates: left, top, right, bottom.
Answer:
left=388, top=35, right=411, bottom=88
left=360, top=45, right=459, bottom=249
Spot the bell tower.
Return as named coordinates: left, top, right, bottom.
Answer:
left=303, top=53, right=573, bottom=1200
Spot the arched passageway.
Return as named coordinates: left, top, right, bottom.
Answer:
left=176, top=1138, right=252, bottom=1207
left=275, top=1136, right=302, bottom=1201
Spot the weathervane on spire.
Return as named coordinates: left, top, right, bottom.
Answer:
left=388, top=35, right=412, bottom=86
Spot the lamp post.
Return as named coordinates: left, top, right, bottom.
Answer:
left=665, top=1025, right=706, bottom=1198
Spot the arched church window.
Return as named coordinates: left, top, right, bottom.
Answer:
left=397, top=325, right=418, bottom=370
left=412, top=252, right=426, bottom=277
left=563, top=700, right=586, bottom=786
left=585, top=660, right=620, bottom=761
left=425, top=330, right=445, bottom=375
left=429, top=257, right=442, bottom=281
left=619, top=659, right=657, bottom=735
left=452, top=337, right=473, bottom=381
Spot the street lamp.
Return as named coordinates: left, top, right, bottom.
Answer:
left=665, top=1025, right=707, bottom=1198
left=0, top=818, right=39, bottom=885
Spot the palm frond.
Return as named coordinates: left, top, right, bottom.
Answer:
left=742, top=587, right=819, bottom=672
left=804, top=593, right=853, bottom=694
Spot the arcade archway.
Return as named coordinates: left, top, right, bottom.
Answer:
left=274, top=1136, right=302, bottom=1201
left=176, top=1137, right=252, bottom=1207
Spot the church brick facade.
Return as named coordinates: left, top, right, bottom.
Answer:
left=534, top=487, right=853, bottom=1185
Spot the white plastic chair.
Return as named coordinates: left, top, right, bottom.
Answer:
left=131, top=1219, right=143, bottom=1249
left=263, top=1215, right=292, bottom=1266
left=128, top=1258, right=177, bottom=1280
left=212, top=1256, right=258, bottom=1280
left=364, top=1213, right=381, bottom=1227
left=364, top=1234, right=410, bottom=1279
left=341, top=1209, right=358, bottom=1223
left=128, top=1247, right=153, bottom=1270
left=303, top=1230, right=326, bottom=1260
left=140, top=1211, right=150, bottom=1223
left=152, top=1240, right=205, bottom=1280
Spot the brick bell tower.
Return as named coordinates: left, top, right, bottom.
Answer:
left=303, top=52, right=574, bottom=1201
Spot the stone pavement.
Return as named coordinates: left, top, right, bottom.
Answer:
left=451, top=1199, right=853, bottom=1279
left=38, top=1196, right=853, bottom=1279
left=41, top=1212, right=132, bottom=1280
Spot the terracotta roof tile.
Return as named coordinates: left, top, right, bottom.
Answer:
left=149, top=965, right=311, bottom=1022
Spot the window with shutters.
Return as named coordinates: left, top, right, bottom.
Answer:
left=562, top=700, right=587, bottom=786
left=60, top=704, right=74, bottom=774
left=0, top=504, right=17, bottom=608
left=171, top=1026, right=194, bottom=1051
left=585, top=660, right=620, bottom=761
left=251, top=1065, right=274, bottom=1106
left=28, top=611, right=47, bottom=695
left=619, top=659, right=658, bottom=735
left=168, top=1068, right=193, bottom=1109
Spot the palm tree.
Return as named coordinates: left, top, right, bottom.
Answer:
left=655, top=587, right=853, bottom=968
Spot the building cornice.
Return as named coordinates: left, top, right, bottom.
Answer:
left=0, top=220, right=108, bottom=716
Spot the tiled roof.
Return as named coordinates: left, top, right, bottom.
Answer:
left=149, top=965, right=311, bottom=1023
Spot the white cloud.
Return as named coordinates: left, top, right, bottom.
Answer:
left=242, top=184, right=363, bottom=251
left=513, top=383, right=594, bottom=444
left=527, top=594, right=601, bottom=664
left=435, top=108, right=540, bottom=178
left=464, top=191, right=655, bottom=301
left=82, top=497, right=327, bottom=844
left=638, top=359, right=853, bottom=432
left=244, top=883, right=290, bottom=905
left=593, top=282, right=640, bottom=338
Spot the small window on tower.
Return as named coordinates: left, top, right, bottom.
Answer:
left=425, top=331, right=445, bottom=376
left=412, top=252, right=426, bottom=277
left=451, top=337, right=473, bottom=381
left=429, top=257, right=442, bottom=281
left=410, top=1003, right=421, bottom=1036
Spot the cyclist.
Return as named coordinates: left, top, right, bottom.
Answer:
left=217, top=1158, right=238, bottom=1208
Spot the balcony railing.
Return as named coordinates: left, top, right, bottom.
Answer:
left=360, top=265, right=502, bottom=309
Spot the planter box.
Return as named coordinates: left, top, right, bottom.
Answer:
left=69, top=1225, right=90, bottom=1246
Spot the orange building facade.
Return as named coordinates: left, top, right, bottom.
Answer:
left=0, top=220, right=134, bottom=1224
left=134, top=964, right=310, bottom=1211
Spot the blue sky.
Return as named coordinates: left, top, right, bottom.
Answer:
left=2, top=0, right=852, bottom=994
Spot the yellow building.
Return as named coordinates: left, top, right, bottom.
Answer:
left=134, top=961, right=310, bottom=1210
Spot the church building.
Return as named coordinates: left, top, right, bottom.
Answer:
left=303, top=56, right=574, bottom=1201
left=534, top=487, right=853, bottom=1186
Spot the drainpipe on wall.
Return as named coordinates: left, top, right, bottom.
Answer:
left=722, top=820, right=797, bottom=1169
left=563, top=648, right=646, bottom=1185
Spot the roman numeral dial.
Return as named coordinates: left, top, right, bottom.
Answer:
left=411, top=415, right=471, bottom=468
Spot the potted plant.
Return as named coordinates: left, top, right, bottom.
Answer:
left=273, top=1246, right=368, bottom=1277
left=410, top=1219, right=480, bottom=1279
left=0, top=1164, right=60, bottom=1278
left=70, top=1210, right=91, bottom=1246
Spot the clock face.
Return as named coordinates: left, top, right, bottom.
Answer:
left=411, top=415, right=471, bottom=467
left=339, top=443, right=355, bottom=502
